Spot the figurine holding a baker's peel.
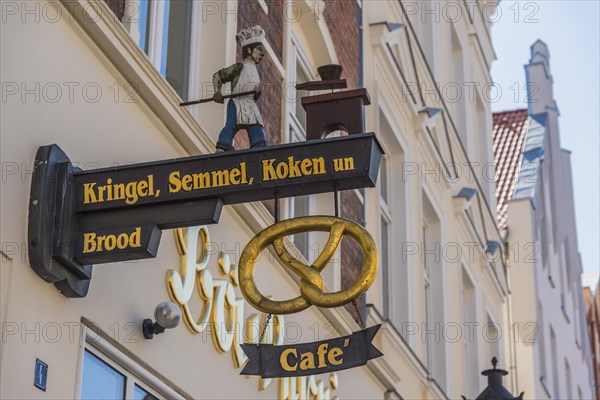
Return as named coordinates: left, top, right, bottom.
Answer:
left=180, top=26, right=268, bottom=152
left=214, top=25, right=267, bottom=152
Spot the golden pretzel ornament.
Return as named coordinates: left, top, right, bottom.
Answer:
left=238, top=216, right=378, bottom=315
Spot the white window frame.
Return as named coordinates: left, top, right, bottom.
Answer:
left=145, top=0, right=169, bottom=74
left=376, top=108, right=410, bottom=332
left=75, top=325, right=184, bottom=400
left=550, top=325, right=560, bottom=398
left=538, top=302, right=548, bottom=386
left=461, top=264, right=479, bottom=396
left=136, top=0, right=198, bottom=99
left=286, top=33, right=317, bottom=259
left=422, top=221, right=433, bottom=372
left=485, top=312, right=500, bottom=364
left=379, top=155, right=392, bottom=319
left=288, top=35, right=315, bottom=143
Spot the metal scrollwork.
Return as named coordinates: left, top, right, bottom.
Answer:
left=239, top=216, right=378, bottom=315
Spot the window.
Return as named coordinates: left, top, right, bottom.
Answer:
left=422, top=222, right=433, bottom=371
left=380, top=156, right=391, bottom=319
left=559, top=241, right=570, bottom=322
left=81, top=348, right=159, bottom=400
left=565, top=359, right=572, bottom=400
left=377, top=112, right=408, bottom=330
left=294, top=64, right=309, bottom=132
left=538, top=302, right=548, bottom=381
left=381, top=215, right=390, bottom=318
left=450, top=26, right=466, bottom=148
left=380, top=156, right=389, bottom=203
left=421, top=192, right=446, bottom=389
left=291, top=194, right=310, bottom=259
left=136, top=0, right=193, bottom=99
left=81, top=350, right=126, bottom=399
left=485, top=315, right=500, bottom=363
left=414, top=1, right=436, bottom=71
left=78, top=325, right=182, bottom=399
left=288, top=39, right=314, bottom=140
left=550, top=326, right=559, bottom=398
left=287, top=37, right=315, bottom=260
left=462, top=267, right=478, bottom=396
left=573, top=292, right=581, bottom=348
left=473, top=95, right=493, bottom=202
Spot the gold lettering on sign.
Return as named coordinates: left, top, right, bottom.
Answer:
left=262, top=156, right=326, bottom=181
left=279, top=341, right=348, bottom=372
left=333, top=156, right=355, bottom=172
left=168, top=162, right=249, bottom=193
left=82, top=227, right=141, bottom=253
left=83, top=175, right=157, bottom=205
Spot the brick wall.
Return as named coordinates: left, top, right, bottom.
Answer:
left=237, top=0, right=284, bottom=62
left=237, top=1, right=284, bottom=214
left=325, top=0, right=360, bottom=89
left=340, top=190, right=366, bottom=323
left=102, top=0, right=125, bottom=21
left=236, top=0, right=283, bottom=150
left=325, top=1, right=365, bottom=324
left=237, top=0, right=366, bottom=323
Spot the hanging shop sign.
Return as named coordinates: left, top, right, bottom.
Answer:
left=241, top=325, right=382, bottom=378
left=28, top=134, right=381, bottom=297
left=233, top=215, right=383, bottom=378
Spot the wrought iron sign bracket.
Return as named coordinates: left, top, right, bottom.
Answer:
left=28, top=134, right=383, bottom=298
left=29, top=145, right=92, bottom=297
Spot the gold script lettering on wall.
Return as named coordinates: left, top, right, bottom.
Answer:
left=279, top=373, right=339, bottom=400
left=168, top=226, right=212, bottom=332
left=167, top=226, right=247, bottom=367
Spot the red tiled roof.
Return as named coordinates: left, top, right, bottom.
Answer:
left=493, top=109, right=529, bottom=230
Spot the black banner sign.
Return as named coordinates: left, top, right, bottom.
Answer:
left=73, top=133, right=382, bottom=212
left=72, top=225, right=161, bottom=264
left=240, top=325, right=383, bottom=378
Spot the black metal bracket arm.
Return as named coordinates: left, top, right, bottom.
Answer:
left=27, top=145, right=222, bottom=298
left=28, top=145, right=92, bottom=298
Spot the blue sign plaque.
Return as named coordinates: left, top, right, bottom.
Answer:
left=34, top=358, right=48, bottom=391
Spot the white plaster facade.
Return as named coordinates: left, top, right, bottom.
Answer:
left=0, top=1, right=385, bottom=398
left=505, top=41, right=595, bottom=399
left=362, top=1, right=510, bottom=398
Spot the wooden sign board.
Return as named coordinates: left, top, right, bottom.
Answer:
left=241, top=325, right=383, bottom=378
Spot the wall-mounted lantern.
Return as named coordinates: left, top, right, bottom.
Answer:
left=142, top=301, right=182, bottom=339
left=463, top=357, right=524, bottom=400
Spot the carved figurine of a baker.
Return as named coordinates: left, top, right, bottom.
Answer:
left=213, top=25, right=267, bottom=152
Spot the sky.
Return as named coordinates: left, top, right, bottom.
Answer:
left=489, top=0, right=600, bottom=290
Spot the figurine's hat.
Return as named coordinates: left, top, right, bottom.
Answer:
left=236, top=25, right=265, bottom=47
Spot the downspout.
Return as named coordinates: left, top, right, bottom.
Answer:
left=503, top=228, right=519, bottom=393
left=358, top=0, right=365, bottom=223
left=358, top=0, right=364, bottom=89
left=358, top=0, right=367, bottom=319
